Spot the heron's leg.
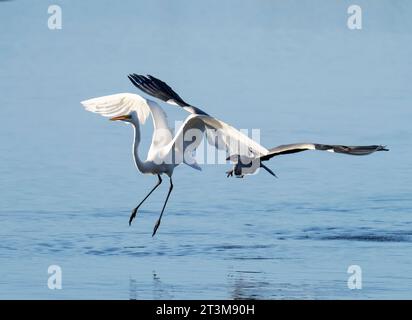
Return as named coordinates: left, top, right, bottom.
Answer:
left=152, top=177, right=173, bottom=237
left=129, top=174, right=162, bottom=226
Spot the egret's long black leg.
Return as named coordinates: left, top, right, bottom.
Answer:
left=129, top=174, right=162, bottom=226
left=152, top=177, right=173, bottom=237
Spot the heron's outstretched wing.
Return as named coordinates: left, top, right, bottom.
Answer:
left=127, top=74, right=268, bottom=159
left=128, top=74, right=209, bottom=116
left=260, top=143, right=389, bottom=161
left=81, top=93, right=173, bottom=148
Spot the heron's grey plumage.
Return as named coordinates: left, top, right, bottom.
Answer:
left=128, top=74, right=209, bottom=116
left=260, top=143, right=388, bottom=161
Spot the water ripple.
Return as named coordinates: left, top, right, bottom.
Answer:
left=298, top=227, right=412, bottom=243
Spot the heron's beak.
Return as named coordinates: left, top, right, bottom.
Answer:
left=110, top=115, right=131, bottom=121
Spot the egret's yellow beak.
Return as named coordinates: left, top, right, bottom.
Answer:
left=110, top=115, right=131, bottom=121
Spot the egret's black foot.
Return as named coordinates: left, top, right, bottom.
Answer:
left=226, top=169, right=233, bottom=177
left=129, top=208, right=138, bottom=226
left=152, top=219, right=161, bottom=237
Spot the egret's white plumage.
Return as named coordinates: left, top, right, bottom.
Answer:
left=81, top=74, right=388, bottom=236
left=81, top=93, right=173, bottom=156
left=81, top=93, right=268, bottom=175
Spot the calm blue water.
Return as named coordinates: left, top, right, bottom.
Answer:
left=1, top=0, right=411, bottom=299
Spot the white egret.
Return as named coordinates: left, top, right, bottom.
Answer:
left=81, top=74, right=388, bottom=236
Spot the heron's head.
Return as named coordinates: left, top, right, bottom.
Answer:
left=227, top=155, right=261, bottom=178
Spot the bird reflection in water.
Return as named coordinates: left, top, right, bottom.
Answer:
left=129, top=271, right=173, bottom=300
left=228, top=270, right=270, bottom=300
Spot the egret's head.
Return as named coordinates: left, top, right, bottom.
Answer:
left=110, top=114, right=132, bottom=122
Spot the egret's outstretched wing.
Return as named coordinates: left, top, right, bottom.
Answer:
left=161, top=114, right=269, bottom=162
left=260, top=143, right=389, bottom=161
left=201, top=116, right=269, bottom=157
left=81, top=93, right=173, bottom=149
left=128, top=74, right=209, bottom=116
left=81, top=93, right=151, bottom=123
left=160, top=115, right=207, bottom=170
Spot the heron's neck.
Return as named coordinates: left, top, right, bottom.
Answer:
left=131, top=122, right=146, bottom=172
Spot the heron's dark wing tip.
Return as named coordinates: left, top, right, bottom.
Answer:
left=127, top=73, right=191, bottom=107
